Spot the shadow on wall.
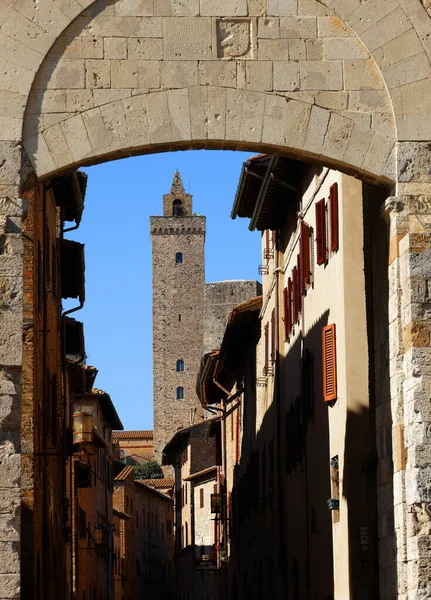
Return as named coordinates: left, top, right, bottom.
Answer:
left=226, top=180, right=395, bottom=600
left=228, top=309, right=338, bottom=600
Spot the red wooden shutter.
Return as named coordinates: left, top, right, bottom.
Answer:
left=296, top=254, right=302, bottom=314
left=329, top=183, right=339, bottom=252
left=271, top=230, right=277, bottom=247
left=301, top=221, right=311, bottom=285
left=292, top=267, right=298, bottom=324
left=316, top=199, right=326, bottom=265
left=287, top=278, right=292, bottom=335
left=265, top=229, right=270, bottom=252
left=322, top=324, right=337, bottom=402
left=200, top=488, right=204, bottom=508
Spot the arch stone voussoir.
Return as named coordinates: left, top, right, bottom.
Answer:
left=1, top=1, right=431, bottom=599
left=23, top=87, right=395, bottom=182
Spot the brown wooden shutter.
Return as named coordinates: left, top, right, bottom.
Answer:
left=301, top=221, right=311, bottom=285
left=271, top=308, right=276, bottom=362
left=271, top=230, right=277, bottom=247
left=292, top=267, right=298, bottom=324
left=264, top=323, right=269, bottom=374
left=283, top=287, right=289, bottom=341
left=265, top=229, right=270, bottom=252
left=200, top=488, right=204, bottom=508
left=316, top=199, right=327, bottom=265
left=329, top=182, right=339, bottom=252
left=287, top=278, right=292, bottom=335
left=322, top=324, right=337, bottom=402
left=296, top=254, right=302, bottom=314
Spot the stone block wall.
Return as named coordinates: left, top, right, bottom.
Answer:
left=203, top=280, right=262, bottom=353
left=151, top=215, right=206, bottom=463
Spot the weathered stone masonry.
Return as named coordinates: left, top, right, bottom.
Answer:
left=0, top=0, right=431, bottom=597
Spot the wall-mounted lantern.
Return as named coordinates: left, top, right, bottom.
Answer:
left=73, top=412, right=92, bottom=443
left=210, top=493, right=223, bottom=514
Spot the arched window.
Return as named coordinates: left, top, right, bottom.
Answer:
left=176, top=387, right=184, bottom=400
left=176, top=359, right=184, bottom=372
left=173, top=199, right=184, bottom=216
left=175, top=252, right=183, bottom=264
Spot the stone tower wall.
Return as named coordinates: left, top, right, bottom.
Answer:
left=203, top=280, right=262, bottom=353
left=151, top=216, right=206, bottom=462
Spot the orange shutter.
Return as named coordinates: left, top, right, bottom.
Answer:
left=316, top=199, right=326, bottom=265
left=322, top=324, right=337, bottom=402
left=329, top=183, right=339, bottom=252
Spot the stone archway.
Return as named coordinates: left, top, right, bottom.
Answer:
left=0, top=1, right=431, bottom=598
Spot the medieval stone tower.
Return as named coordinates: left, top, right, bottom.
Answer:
left=150, top=172, right=206, bottom=462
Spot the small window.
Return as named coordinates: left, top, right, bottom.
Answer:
left=175, top=252, right=183, bottom=264
left=173, top=199, right=184, bottom=216
left=176, top=387, right=184, bottom=400
left=176, top=359, right=184, bottom=372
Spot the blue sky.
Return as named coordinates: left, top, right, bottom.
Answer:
left=64, top=150, right=261, bottom=430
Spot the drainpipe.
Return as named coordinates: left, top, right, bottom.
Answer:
left=62, top=300, right=84, bottom=318
left=274, top=231, right=288, bottom=599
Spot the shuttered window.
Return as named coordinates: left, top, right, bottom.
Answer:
left=200, top=488, right=204, bottom=509
left=296, top=255, right=302, bottom=314
left=322, top=324, right=337, bottom=402
left=283, top=287, right=289, bottom=341
left=300, top=221, right=311, bottom=286
left=264, top=323, right=269, bottom=375
left=329, top=183, right=339, bottom=252
left=287, top=278, right=292, bottom=336
left=316, top=199, right=327, bottom=265
left=271, top=308, right=276, bottom=362
left=292, top=267, right=298, bottom=324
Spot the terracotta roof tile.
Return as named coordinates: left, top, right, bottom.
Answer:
left=112, top=430, right=153, bottom=440
left=138, top=478, right=174, bottom=488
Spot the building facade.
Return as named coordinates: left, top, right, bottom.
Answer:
left=163, top=420, right=221, bottom=600
left=112, top=430, right=154, bottom=464
left=197, top=155, right=389, bottom=599
left=71, top=388, right=123, bottom=600
left=21, top=173, right=86, bottom=600
left=113, top=465, right=175, bottom=600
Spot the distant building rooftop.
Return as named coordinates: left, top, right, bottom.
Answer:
left=112, top=430, right=153, bottom=440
